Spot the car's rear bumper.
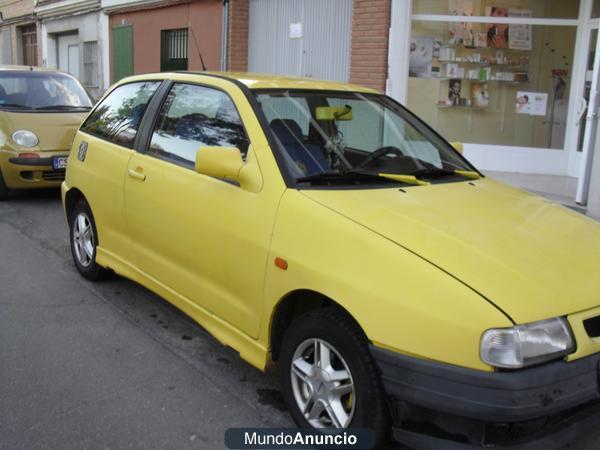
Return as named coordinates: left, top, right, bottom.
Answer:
left=370, top=345, right=600, bottom=448
left=0, top=150, right=68, bottom=188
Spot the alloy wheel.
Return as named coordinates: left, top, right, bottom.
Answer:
left=72, top=212, right=95, bottom=268
left=290, top=338, right=356, bottom=428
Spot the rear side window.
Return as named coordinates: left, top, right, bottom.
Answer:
left=81, top=81, right=160, bottom=148
left=147, top=83, right=249, bottom=168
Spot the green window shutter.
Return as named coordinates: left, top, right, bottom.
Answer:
left=112, top=25, right=133, bottom=82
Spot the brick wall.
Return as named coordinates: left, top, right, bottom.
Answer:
left=349, top=0, right=391, bottom=92
left=227, top=0, right=248, bottom=72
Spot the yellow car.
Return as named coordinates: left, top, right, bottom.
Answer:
left=0, top=65, right=93, bottom=200
left=62, top=72, right=600, bottom=448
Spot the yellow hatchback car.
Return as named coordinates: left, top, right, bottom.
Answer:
left=62, top=72, right=600, bottom=448
left=0, top=66, right=92, bottom=200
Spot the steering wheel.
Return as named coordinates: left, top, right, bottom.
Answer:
left=355, top=146, right=405, bottom=170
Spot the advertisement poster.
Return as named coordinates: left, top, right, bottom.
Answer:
left=471, top=83, right=489, bottom=107
left=516, top=92, right=548, bottom=116
left=486, top=6, right=508, bottom=48
left=449, top=0, right=474, bottom=46
left=508, top=9, right=532, bottom=50
left=409, top=36, right=434, bottom=78
left=449, top=79, right=462, bottom=105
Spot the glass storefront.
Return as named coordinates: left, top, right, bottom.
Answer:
left=407, top=1, right=579, bottom=150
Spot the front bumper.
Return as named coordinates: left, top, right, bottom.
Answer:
left=371, top=345, right=600, bottom=448
left=0, top=150, right=68, bottom=189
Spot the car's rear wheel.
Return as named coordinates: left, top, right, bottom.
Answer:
left=69, top=200, right=108, bottom=281
left=0, top=169, right=10, bottom=200
left=280, top=307, right=388, bottom=446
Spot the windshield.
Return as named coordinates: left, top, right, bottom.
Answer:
left=254, top=90, right=477, bottom=186
left=0, top=71, right=92, bottom=111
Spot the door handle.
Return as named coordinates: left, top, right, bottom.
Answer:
left=128, top=168, right=146, bottom=181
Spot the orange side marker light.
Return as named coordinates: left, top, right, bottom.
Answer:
left=275, top=257, right=288, bottom=270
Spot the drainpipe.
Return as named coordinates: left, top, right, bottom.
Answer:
left=221, top=0, right=229, bottom=71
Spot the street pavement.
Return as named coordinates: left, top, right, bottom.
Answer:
left=1, top=189, right=599, bottom=450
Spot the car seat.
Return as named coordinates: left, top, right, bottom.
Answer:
left=269, top=119, right=328, bottom=176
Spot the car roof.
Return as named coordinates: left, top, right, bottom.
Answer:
left=0, top=65, right=70, bottom=74
left=118, top=71, right=380, bottom=94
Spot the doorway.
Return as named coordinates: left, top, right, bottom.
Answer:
left=247, top=0, right=353, bottom=81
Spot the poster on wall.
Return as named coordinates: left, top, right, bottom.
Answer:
left=409, top=36, right=434, bottom=78
left=448, top=0, right=474, bottom=46
left=471, top=83, right=489, bottom=107
left=508, top=9, right=532, bottom=50
left=516, top=91, right=548, bottom=116
left=486, top=6, right=508, bottom=48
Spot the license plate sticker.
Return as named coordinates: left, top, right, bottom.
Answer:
left=52, top=156, right=68, bottom=170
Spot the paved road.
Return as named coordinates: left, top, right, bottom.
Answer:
left=0, top=189, right=598, bottom=450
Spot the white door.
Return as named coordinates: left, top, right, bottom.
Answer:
left=58, top=33, right=79, bottom=79
left=248, top=0, right=352, bottom=81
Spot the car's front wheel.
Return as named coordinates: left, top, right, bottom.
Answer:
left=69, top=200, right=108, bottom=281
left=280, top=307, right=388, bottom=446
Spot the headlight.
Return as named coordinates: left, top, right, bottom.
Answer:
left=12, top=130, right=39, bottom=148
left=481, top=318, right=575, bottom=369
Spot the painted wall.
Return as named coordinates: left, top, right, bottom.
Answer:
left=108, top=0, right=223, bottom=81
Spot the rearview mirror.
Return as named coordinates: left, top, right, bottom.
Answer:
left=316, top=106, right=353, bottom=121
left=451, top=142, right=464, bottom=154
left=195, top=146, right=261, bottom=192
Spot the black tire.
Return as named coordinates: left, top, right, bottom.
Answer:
left=0, top=169, right=10, bottom=201
left=69, top=200, right=109, bottom=281
left=280, top=307, right=389, bottom=447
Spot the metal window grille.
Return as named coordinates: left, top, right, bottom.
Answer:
left=160, top=28, right=189, bottom=71
left=83, top=41, right=99, bottom=88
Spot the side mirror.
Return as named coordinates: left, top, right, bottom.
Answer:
left=451, top=142, right=464, bottom=154
left=195, top=146, right=261, bottom=192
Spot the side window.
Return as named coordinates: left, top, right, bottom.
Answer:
left=81, top=81, right=160, bottom=148
left=148, top=83, right=249, bottom=168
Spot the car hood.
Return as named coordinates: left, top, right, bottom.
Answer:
left=1, top=111, right=87, bottom=151
left=301, top=177, right=600, bottom=324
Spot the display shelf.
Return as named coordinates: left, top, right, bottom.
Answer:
left=436, top=77, right=525, bottom=85
left=436, top=104, right=487, bottom=110
left=438, top=60, right=527, bottom=69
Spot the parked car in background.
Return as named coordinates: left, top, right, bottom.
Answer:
left=62, top=72, right=600, bottom=449
left=0, top=65, right=92, bottom=200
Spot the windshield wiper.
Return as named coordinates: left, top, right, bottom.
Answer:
left=408, top=168, right=481, bottom=180
left=35, top=105, right=91, bottom=111
left=0, top=103, right=31, bottom=109
left=297, top=171, right=387, bottom=184
left=297, top=170, right=428, bottom=186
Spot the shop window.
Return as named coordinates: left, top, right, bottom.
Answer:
left=407, top=0, right=578, bottom=149
left=160, top=28, right=188, bottom=72
left=413, top=0, right=580, bottom=19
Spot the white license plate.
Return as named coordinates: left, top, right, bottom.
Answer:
left=52, top=156, right=68, bottom=170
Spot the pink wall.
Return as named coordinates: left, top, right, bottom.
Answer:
left=109, top=0, right=223, bottom=81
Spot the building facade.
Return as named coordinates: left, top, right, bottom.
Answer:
left=102, top=0, right=223, bottom=83
left=0, top=0, right=39, bottom=66
left=35, top=0, right=108, bottom=99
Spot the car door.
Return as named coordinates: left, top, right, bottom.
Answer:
left=124, top=79, right=283, bottom=339
left=73, top=80, right=161, bottom=260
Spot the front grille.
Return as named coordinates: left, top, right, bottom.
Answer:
left=42, top=170, right=66, bottom=181
left=583, top=315, right=600, bottom=338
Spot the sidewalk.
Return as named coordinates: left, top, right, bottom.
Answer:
left=485, top=171, right=589, bottom=216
